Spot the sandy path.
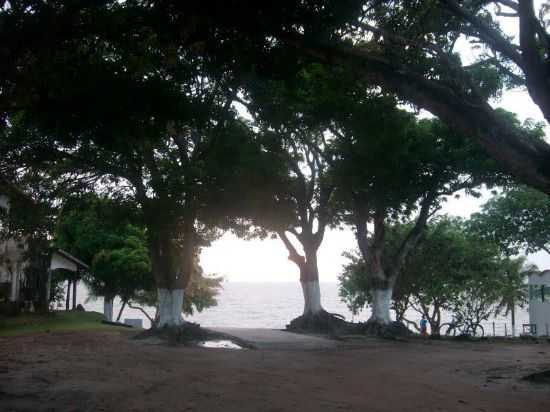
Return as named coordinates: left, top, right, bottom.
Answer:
left=1, top=330, right=549, bottom=412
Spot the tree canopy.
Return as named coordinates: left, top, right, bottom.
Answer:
left=470, top=185, right=550, bottom=256
left=340, top=216, right=530, bottom=333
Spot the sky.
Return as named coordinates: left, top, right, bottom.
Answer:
left=200, top=4, right=550, bottom=283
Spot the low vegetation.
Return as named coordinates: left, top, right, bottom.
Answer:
left=0, top=311, right=130, bottom=337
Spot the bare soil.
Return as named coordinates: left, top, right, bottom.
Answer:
left=1, top=329, right=549, bottom=412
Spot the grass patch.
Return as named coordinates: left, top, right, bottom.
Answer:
left=0, top=311, right=130, bottom=337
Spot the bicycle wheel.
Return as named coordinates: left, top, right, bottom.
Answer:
left=439, top=323, right=457, bottom=336
left=470, top=323, right=484, bottom=337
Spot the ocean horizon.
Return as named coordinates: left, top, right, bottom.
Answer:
left=69, top=280, right=527, bottom=335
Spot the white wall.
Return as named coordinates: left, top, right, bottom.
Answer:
left=528, top=271, right=550, bottom=336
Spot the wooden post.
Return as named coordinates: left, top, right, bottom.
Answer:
left=492, top=322, right=495, bottom=337
left=65, top=280, right=71, bottom=311
left=511, top=303, right=516, bottom=337
left=504, top=323, right=508, bottom=337
left=72, top=277, right=77, bottom=309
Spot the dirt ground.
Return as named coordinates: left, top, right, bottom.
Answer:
left=1, top=329, right=549, bottom=412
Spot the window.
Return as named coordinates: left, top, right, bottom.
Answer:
left=530, top=285, right=545, bottom=303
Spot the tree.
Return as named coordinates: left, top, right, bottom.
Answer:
left=56, top=195, right=222, bottom=323
left=88, top=225, right=153, bottom=321
left=3, top=2, right=550, bottom=197
left=470, top=185, right=550, bottom=256
left=235, top=65, right=345, bottom=328
left=493, top=257, right=538, bottom=336
left=274, top=1, right=550, bottom=194
left=1, top=1, right=272, bottom=327
left=331, top=96, right=501, bottom=327
left=340, top=216, right=530, bottom=334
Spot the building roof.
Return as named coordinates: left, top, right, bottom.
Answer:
left=528, top=269, right=550, bottom=285
left=54, top=249, right=90, bottom=270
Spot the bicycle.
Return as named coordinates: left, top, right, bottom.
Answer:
left=438, top=319, right=484, bottom=338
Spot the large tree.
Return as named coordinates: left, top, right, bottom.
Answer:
left=3, top=2, right=550, bottom=195
left=56, top=195, right=222, bottom=323
left=331, top=96, right=502, bottom=326
left=341, top=217, right=531, bottom=335
left=236, top=66, right=345, bottom=328
left=0, top=2, right=268, bottom=327
left=274, top=0, right=550, bottom=194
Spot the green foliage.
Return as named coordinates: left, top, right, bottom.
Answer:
left=55, top=195, right=221, bottom=315
left=340, top=216, right=530, bottom=331
left=331, top=96, right=502, bottom=216
left=90, top=224, right=152, bottom=301
left=470, top=186, right=550, bottom=256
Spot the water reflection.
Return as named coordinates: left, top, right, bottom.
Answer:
left=198, top=339, right=244, bottom=349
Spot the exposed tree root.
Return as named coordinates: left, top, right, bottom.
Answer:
left=287, top=312, right=412, bottom=340
left=134, top=321, right=212, bottom=345
left=133, top=321, right=254, bottom=349
left=356, top=320, right=412, bottom=339
left=286, top=310, right=352, bottom=335
left=134, top=322, right=255, bottom=349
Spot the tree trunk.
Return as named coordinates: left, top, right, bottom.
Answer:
left=301, top=249, right=325, bottom=316
left=65, top=280, right=71, bottom=311
left=116, top=300, right=127, bottom=322
left=156, top=288, right=185, bottom=327
left=369, top=287, right=393, bottom=325
left=278, top=231, right=326, bottom=317
left=148, top=219, right=194, bottom=328
left=300, top=278, right=322, bottom=315
left=103, top=296, right=114, bottom=321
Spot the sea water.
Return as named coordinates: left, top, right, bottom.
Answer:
left=69, top=281, right=528, bottom=335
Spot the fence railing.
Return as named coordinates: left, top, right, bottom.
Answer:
left=479, top=321, right=550, bottom=337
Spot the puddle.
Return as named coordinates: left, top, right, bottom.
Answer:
left=198, top=340, right=245, bottom=350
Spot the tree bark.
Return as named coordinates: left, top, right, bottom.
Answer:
left=278, top=231, right=325, bottom=316
left=116, top=300, right=127, bottom=322
left=156, top=288, right=184, bottom=327
left=299, top=257, right=323, bottom=316
left=103, top=296, right=114, bottom=321
left=147, top=216, right=195, bottom=328
left=370, top=287, right=393, bottom=325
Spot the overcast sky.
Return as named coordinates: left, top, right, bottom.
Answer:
left=200, top=5, right=550, bottom=283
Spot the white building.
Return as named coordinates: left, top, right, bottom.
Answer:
left=0, top=181, right=88, bottom=307
left=528, top=270, right=550, bottom=337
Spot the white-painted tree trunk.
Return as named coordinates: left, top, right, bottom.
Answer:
left=369, top=288, right=393, bottom=324
left=103, top=298, right=114, bottom=321
left=301, top=280, right=323, bottom=315
left=157, top=288, right=184, bottom=327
